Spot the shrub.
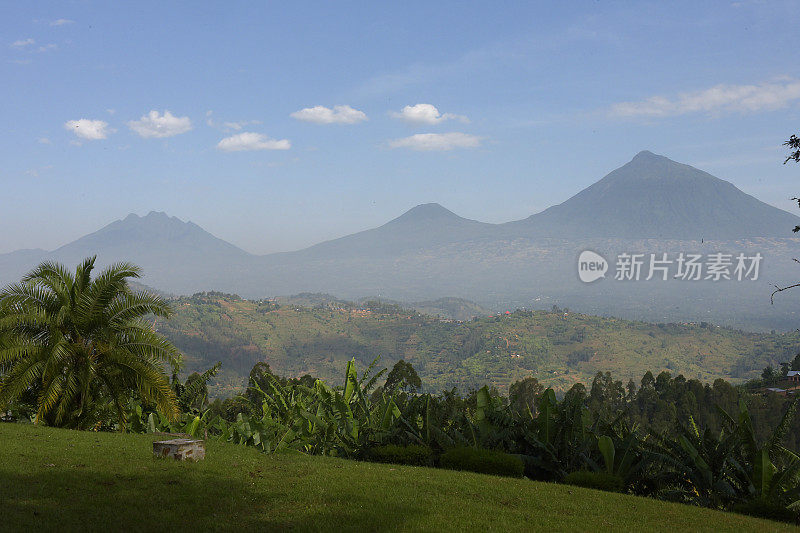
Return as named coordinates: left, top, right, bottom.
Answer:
left=366, top=444, right=432, bottom=466
left=563, top=471, right=625, bottom=493
left=439, top=447, right=524, bottom=478
left=731, top=500, right=798, bottom=524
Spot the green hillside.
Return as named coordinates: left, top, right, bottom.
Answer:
left=275, top=293, right=491, bottom=322
left=2, top=423, right=793, bottom=532
left=158, top=293, right=800, bottom=396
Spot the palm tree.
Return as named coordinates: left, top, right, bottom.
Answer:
left=0, top=257, right=180, bottom=429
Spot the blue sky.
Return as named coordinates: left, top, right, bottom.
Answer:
left=2, top=1, right=800, bottom=254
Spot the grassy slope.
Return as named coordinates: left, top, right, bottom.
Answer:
left=1, top=424, right=794, bottom=532
left=160, top=294, right=800, bottom=396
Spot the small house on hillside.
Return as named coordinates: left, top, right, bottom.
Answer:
left=788, top=371, right=800, bottom=384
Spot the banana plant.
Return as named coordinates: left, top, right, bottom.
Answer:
left=720, top=399, right=800, bottom=511
left=645, top=416, right=739, bottom=507
left=176, top=362, right=221, bottom=413
left=583, top=429, right=649, bottom=492
left=514, top=388, right=596, bottom=481
left=240, top=357, right=397, bottom=456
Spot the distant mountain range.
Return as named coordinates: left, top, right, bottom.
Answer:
left=2, top=151, right=800, bottom=330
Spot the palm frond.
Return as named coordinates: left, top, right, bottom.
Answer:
left=180, top=361, right=222, bottom=408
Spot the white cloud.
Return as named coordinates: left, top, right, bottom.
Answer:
left=610, top=79, right=800, bottom=118
left=11, top=38, right=35, bottom=48
left=206, top=111, right=261, bottom=131
left=388, top=132, right=482, bottom=151
left=50, top=19, right=74, bottom=26
left=25, top=165, right=53, bottom=178
left=216, top=132, right=291, bottom=152
left=11, top=39, right=57, bottom=53
left=128, top=110, right=192, bottom=138
left=390, top=103, right=469, bottom=125
left=223, top=120, right=261, bottom=131
left=205, top=110, right=260, bottom=131
left=64, top=118, right=113, bottom=140
left=38, top=137, right=51, bottom=144
left=290, top=105, right=367, bottom=124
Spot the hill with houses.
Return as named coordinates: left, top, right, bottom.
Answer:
left=158, top=292, right=800, bottom=397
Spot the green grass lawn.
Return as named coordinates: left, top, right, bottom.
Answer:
left=1, top=423, right=795, bottom=532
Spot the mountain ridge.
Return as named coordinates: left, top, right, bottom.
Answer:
left=8, top=152, right=798, bottom=260
left=2, top=151, right=800, bottom=329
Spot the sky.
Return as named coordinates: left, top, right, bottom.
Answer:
left=2, top=0, right=800, bottom=254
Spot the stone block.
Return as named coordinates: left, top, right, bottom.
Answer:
left=153, top=439, right=205, bottom=461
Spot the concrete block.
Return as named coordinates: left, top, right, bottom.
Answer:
left=153, top=439, right=205, bottom=461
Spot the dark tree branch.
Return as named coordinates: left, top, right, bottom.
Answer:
left=770, top=258, right=800, bottom=303
left=785, top=135, right=800, bottom=164
left=772, top=283, right=800, bottom=304
left=777, top=131, right=800, bottom=301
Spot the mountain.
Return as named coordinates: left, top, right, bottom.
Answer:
left=0, top=211, right=255, bottom=294
left=291, top=203, right=497, bottom=258
left=57, top=211, right=249, bottom=258
left=504, top=151, right=800, bottom=240
left=51, top=211, right=252, bottom=268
